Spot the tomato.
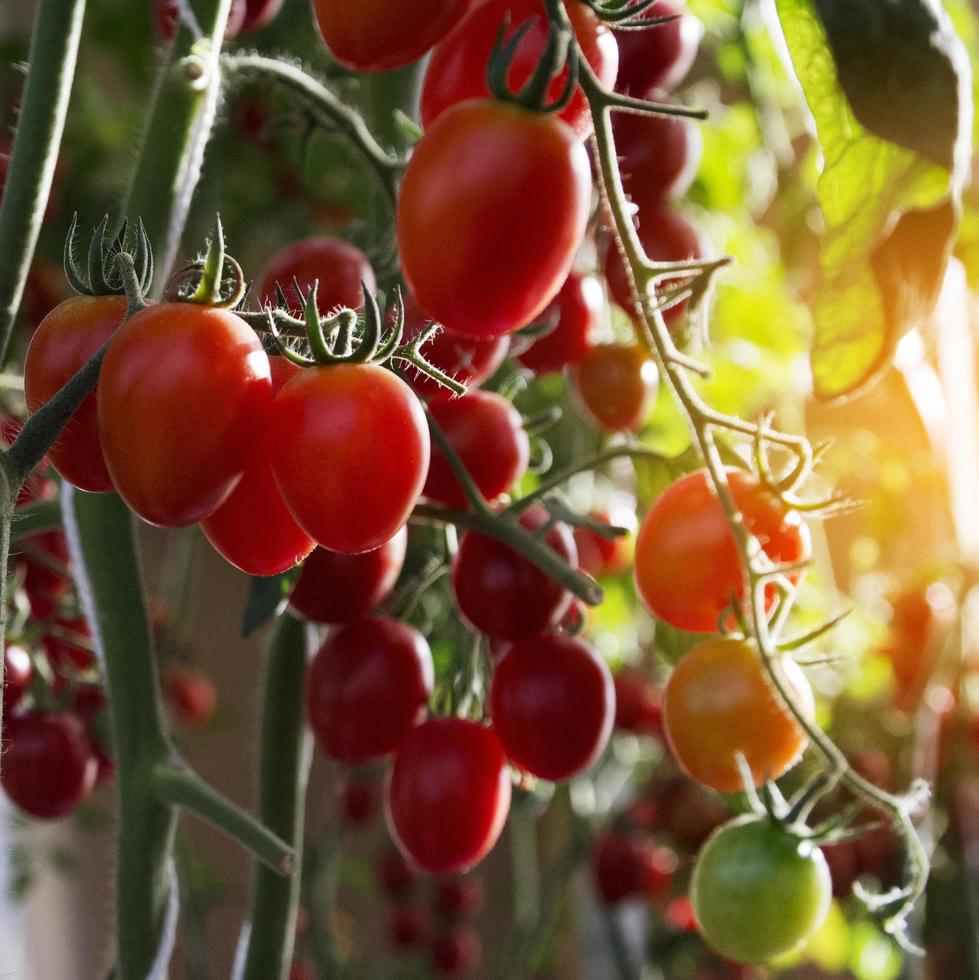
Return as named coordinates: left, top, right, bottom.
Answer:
left=691, top=815, right=831, bottom=963
left=398, top=100, right=590, bottom=338
left=313, top=0, right=472, bottom=72
left=3, top=643, right=32, bottom=716
left=306, top=617, right=434, bottom=765
left=592, top=831, right=675, bottom=903
left=635, top=468, right=810, bottom=633
left=420, top=0, right=618, bottom=141
left=386, top=904, right=431, bottom=948
left=16, top=529, right=71, bottom=621
left=385, top=717, right=511, bottom=874
left=24, top=294, right=128, bottom=493
left=42, top=616, right=94, bottom=674
left=164, top=667, right=217, bottom=727
left=288, top=527, right=407, bottom=623
left=434, top=875, right=484, bottom=919
left=201, top=358, right=315, bottom=576
left=663, top=638, right=813, bottom=793
left=154, top=0, right=247, bottom=40
left=573, top=512, right=632, bottom=577
left=613, top=668, right=663, bottom=736
left=431, top=927, right=481, bottom=976
left=239, top=0, right=284, bottom=32
left=258, top=237, right=375, bottom=316
left=491, top=634, right=614, bottom=781
left=424, top=391, right=530, bottom=508
left=270, top=363, right=429, bottom=553
left=377, top=848, right=420, bottom=896
left=570, top=343, right=658, bottom=433
left=613, top=0, right=701, bottom=97
left=1, top=711, right=98, bottom=818
left=516, top=271, right=602, bottom=375
left=338, top=775, right=377, bottom=827
left=98, top=303, right=272, bottom=527
left=452, top=504, right=577, bottom=638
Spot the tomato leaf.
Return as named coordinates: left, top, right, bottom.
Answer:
left=775, top=0, right=972, bottom=400
left=242, top=571, right=298, bottom=637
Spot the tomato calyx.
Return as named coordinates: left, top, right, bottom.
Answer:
left=63, top=212, right=153, bottom=299
left=580, top=0, right=677, bottom=26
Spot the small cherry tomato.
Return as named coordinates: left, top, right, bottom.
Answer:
left=386, top=904, right=431, bottom=948
left=613, top=668, right=663, bottom=736
left=613, top=0, right=701, bottom=97
left=338, top=775, right=377, bottom=827
left=592, top=831, right=676, bottom=903
left=270, top=363, right=429, bottom=554
left=571, top=343, right=658, bottom=433
left=434, top=875, right=485, bottom=919
left=634, top=468, right=810, bottom=633
left=377, top=848, right=420, bottom=896
left=431, top=926, right=481, bottom=976
left=663, top=638, right=813, bottom=793
left=306, top=617, right=434, bottom=765
left=239, top=0, right=284, bottom=32
left=491, top=634, right=614, bottom=781
left=164, top=667, right=218, bottom=728
left=385, top=717, right=511, bottom=874
left=3, top=644, right=32, bottom=716
left=573, top=513, right=632, bottom=577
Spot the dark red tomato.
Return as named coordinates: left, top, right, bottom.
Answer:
left=338, top=775, right=377, bottom=827
left=313, top=0, right=472, bottom=72
left=377, top=848, right=420, bottom=896
left=604, top=206, right=704, bottom=329
left=398, top=100, right=590, bottom=338
left=386, top=904, right=431, bottom=948
left=164, top=667, right=217, bottom=727
left=98, top=304, right=272, bottom=527
left=306, top=617, right=434, bottom=765
left=3, top=644, right=32, bottom=716
left=288, top=959, right=315, bottom=980
left=592, top=831, right=676, bottom=903
left=42, top=616, right=94, bottom=673
left=452, top=504, right=578, bottom=639
left=431, top=927, right=481, bottom=976
left=258, top=237, right=375, bottom=316
left=1, top=711, right=97, bottom=818
left=634, top=468, right=810, bottom=633
left=270, top=364, right=429, bottom=553
left=73, top=683, right=115, bottom=785
left=385, top=717, right=511, bottom=874
left=573, top=513, right=631, bottom=577
left=571, top=343, right=658, bottom=433
left=435, top=875, right=485, bottom=919
left=288, top=527, right=407, bottom=623
left=491, top=634, right=614, bottom=781
left=613, top=0, right=701, bottom=97
left=421, top=0, right=618, bottom=140
left=154, top=0, right=247, bottom=40
left=239, top=0, right=284, bottom=32
left=16, top=530, right=71, bottom=621
left=24, top=295, right=128, bottom=493
left=201, top=358, right=315, bottom=576
left=516, top=271, right=601, bottom=375
left=613, top=668, right=663, bottom=736
left=424, top=391, right=530, bottom=508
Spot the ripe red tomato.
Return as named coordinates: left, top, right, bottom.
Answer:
left=420, top=0, right=618, bottom=141
left=377, top=848, right=420, bottom=896
left=1, top=711, right=97, bottom=818
left=386, top=904, right=431, bottom=948
left=164, top=667, right=218, bottom=727
left=491, top=634, right=614, bottom=781
left=258, top=237, right=375, bottom=315
left=613, top=668, right=663, bottom=736
left=571, top=343, right=658, bottom=433
left=201, top=358, right=315, bottom=576
left=288, top=527, right=407, bottom=623
left=306, top=617, right=434, bottom=764
left=98, top=303, right=272, bottom=527
left=434, top=875, right=485, bottom=919
left=424, top=391, right=530, bottom=508
left=516, top=271, right=602, bottom=375
left=431, top=927, right=481, bottom=976
left=270, top=363, right=429, bottom=553
left=452, top=504, right=578, bottom=639
left=3, top=643, right=32, bottom=716
left=592, top=831, right=676, bottom=903
left=239, top=0, right=284, bottom=32
left=634, top=468, right=810, bottom=633
left=385, top=717, right=511, bottom=874
left=573, top=512, right=632, bottom=578
left=24, top=294, right=128, bottom=493
left=663, top=638, right=813, bottom=793
left=338, top=775, right=377, bottom=827
left=613, top=0, right=701, bottom=97
left=398, top=100, right=590, bottom=338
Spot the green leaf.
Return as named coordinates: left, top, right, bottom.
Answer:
left=241, top=571, right=298, bottom=638
left=775, top=0, right=972, bottom=400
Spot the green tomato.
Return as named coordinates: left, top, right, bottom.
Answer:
left=691, top=814, right=832, bottom=964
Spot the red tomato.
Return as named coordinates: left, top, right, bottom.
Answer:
left=98, top=303, right=272, bottom=527
left=385, top=717, right=511, bottom=874
left=288, top=527, right=407, bottom=623
left=306, top=617, right=434, bottom=764
left=516, top=271, right=602, bottom=375
left=386, top=904, right=431, bottom=948
left=634, top=468, right=810, bottom=633
left=377, top=848, right=420, bottom=896
left=613, top=668, right=663, bottom=736
left=421, top=0, right=618, bottom=140
left=2, top=644, right=32, bottom=716
left=164, top=667, right=217, bottom=727
left=1, top=711, right=97, bottom=818
left=270, top=364, right=429, bottom=553
left=42, top=616, right=94, bottom=674
left=313, top=0, right=473, bottom=72
left=613, top=0, right=701, bottom=97
left=573, top=513, right=632, bottom=577
left=592, top=831, right=676, bottom=903
left=491, top=634, right=614, bottom=781
left=258, top=237, right=375, bottom=316
left=16, top=530, right=71, bottom=621
left=201, top=358, right=315, bottom=576
left=424, top=391, right=530, bottom=508
left=663, top=638, right=813, bottom=793
left=398, top=100, right=590, bottom=338
left=24, top=294, right=128, bottom=493
left=452, top=504, right=578, bottom=639
left=240, top=0, right=284, bottom=32
left=571, top=343, right=658, bottom=433
left=338, top=775, right=377, bottom=827
left=434, top=875, right=485, bottom=919
left=72, top=683, right=115, bottom=786
left=431, top=927, right=481, bottom=976
left=154, top=0, right=247, bottom=40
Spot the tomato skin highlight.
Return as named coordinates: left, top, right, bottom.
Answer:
left=398, top=100, right=591, bottom=338
left=98, top=303, right=273, bottom=527
left=571, top=343, right=658, bottom=433
left=385, top=717, right=511, bottom=874
left=269, top=363, right=429, bottom=554
left=663, top=638, right=813, bottom=793
left=691, top=815, right=831, bottom=963
left=24, top=294, right=128, bottom=493
left=2, top=644, right=32, bottom=716
left=491, top=634, right=614, bottom=781
left=306, top=617, right=434, bottom=765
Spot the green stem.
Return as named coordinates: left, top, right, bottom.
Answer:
left=426, top=408, right=493, bottom=516
left=360, top=62, right=425, bottom=156
left=0, top=0, right=86, bottom=359
left=240, top=613, right=312, bottom=980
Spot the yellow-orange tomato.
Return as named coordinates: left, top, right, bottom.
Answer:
left=570, top=343, right=658, bottom=432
